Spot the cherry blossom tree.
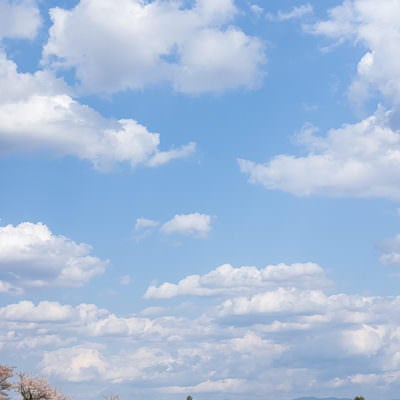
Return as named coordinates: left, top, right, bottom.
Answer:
left=16, top=373, right=68, bottom=400
left=0, top=365, right=14, bottom=400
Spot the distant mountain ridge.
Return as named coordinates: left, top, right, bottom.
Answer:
left=294, top=397, right=352, bottom=400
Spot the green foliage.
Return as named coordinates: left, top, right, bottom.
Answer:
left=354, top=396, right=365, bottom=400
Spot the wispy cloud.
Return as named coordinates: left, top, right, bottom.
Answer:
left=266, top=4, right=313, bottom=22
left=135, top=213, right=213, bottom=239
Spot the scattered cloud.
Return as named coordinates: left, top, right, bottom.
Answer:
left=42, top=0, right=266, bottom=94
left=1, top=1, right=399, bottom=399
left=0, top=51, right=194, bottom=170
left=239, top=109, right=400, bottom=199
left=0, top=222, right=107, bottom=292
left=266, top=4, right=313, bottom=22
left=0, top=0, right=41, bottom=40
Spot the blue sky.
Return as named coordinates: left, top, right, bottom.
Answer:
left=1, top=0, right=400, bottom=399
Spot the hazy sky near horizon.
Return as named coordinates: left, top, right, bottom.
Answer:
left=1, top=0, right=400, bottom=399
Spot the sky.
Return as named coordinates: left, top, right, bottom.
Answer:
left=1, top=0, right=400, bottom=399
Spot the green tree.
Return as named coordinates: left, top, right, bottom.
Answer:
left=354, top=396, right=365, bottom=400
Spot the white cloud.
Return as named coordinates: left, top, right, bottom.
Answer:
left=239, top=109, right=400, bottom=199
left=0, top=51, right=195, bottom=170
left=0, top=280, right=20, bottom=295
left=379, top=234, right=400, bottom=265
left=40, top=346, right=107, bottom=382
left=242, top=0, right=400, bottom=200
left=145, top=262, right=328, bottom=299
left=250, top=4, right=263, bottom=17
left=0, top=300, right=162, bottom=339
left=39, top=333, right=285, bottom=386
left=0, top=222, right=107, bottom=291
left=266, top=4, right=313, bottom=22
left=119, top=275, right=132, bottom=286
left=146, top=142, right=196, bottom=167
left=329, top=371, right=400, bottom=388
left=0, top=301, right=75, bottom=322
left=160, top=213, right=212, bottom=237
left=0, top=0, right=41, bottom=40
left=42, top=0, right=266, bottom=94
left=13, top=334, right=72, bottom=350
left=134, top=218, right=159, bottom=231
left=340, top=325, right=385, bottom=356
left=308, top=0, right=400, bottom=105
left=40, top=345, right=181, bottom=383
left=2, top=265, right=400, bottom=399
left=164, top=378, right=247, bottom=394
left=219, top=288, right=328, bottom=316
left=135, top=213, right=213, bottom=239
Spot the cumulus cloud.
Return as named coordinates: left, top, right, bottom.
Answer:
left=41, top=344, right=206, bottom=384
left=0, top=301, right=75, bottom=322
left=308, top=0, right=400, bottom=105
left=339, top=325, right=385, bottom=356
left=40, top=334, right=285, bottom=385
left=239, top=109, right=400, bottom=199
left=42, top=0, right=266, bottom=94
left=19, top=289, right=400, bottom=399
left=219, top=288, right=328, bottom=316
left=145, top=262, right=329, bottom=299
left=0, top=222, right=107, bottom=291
left=2, top=263, right=400, bottom=399
left=40, top=346, right=107, bottom=382
left=0, top=51, right=195, bottom=170
left=0, top=301, right=153, bottom=338
left=0, top=0, right=41, bottom=40
left=241, top=0, right=400, bottom=200
left=160, top=213, right=212, bottom=237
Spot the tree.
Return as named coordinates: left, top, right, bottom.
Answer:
left=16, top=373, right=68, bottom=400
left=186, top=396, right=193, bottom=400
left=0, top=365, right=14, bottom=400
left=354, top=396, right=365, bottom=400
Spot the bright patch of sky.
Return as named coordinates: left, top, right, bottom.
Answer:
left=1, top=1, right=400, bottom=400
